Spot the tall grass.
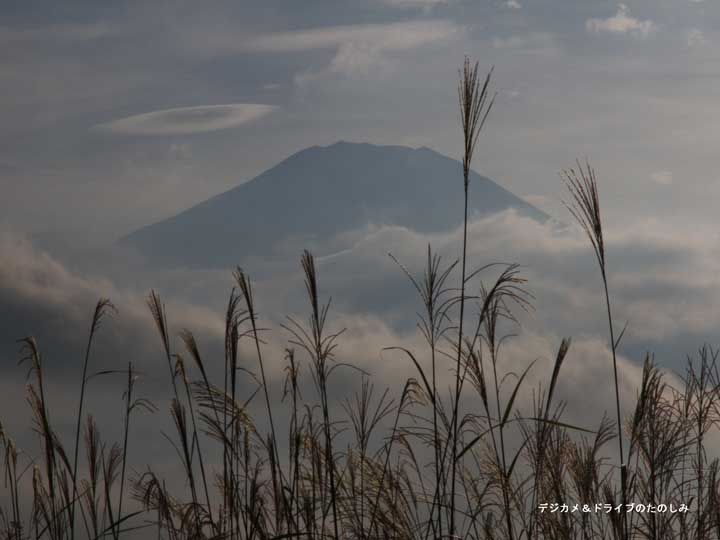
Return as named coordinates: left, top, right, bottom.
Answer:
left=2, top=57, right=720, bottom=540
left=562, top=161, right=628, bottom=540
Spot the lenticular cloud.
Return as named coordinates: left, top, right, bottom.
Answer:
left=96, top=103, right=276, bottom=135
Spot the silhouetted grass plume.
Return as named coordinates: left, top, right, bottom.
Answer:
left=1, top=57, right=716, bottom=540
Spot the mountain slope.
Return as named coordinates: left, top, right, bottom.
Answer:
left=120, top=141, right=548, bottom=267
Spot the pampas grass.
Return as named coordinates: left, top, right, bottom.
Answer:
left=2, top=57, right=719, bottom=540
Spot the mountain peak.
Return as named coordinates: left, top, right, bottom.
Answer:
left=121, top=142, right=548, bottom=268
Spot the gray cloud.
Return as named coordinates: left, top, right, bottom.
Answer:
left=0, top=227, right=640, bottom=444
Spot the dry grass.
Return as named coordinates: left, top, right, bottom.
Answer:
left=1, top=58, right=718, bottom=540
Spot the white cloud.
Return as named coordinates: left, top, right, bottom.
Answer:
left=292, top=209, right=720, bottom=429
left=687, top=28, right=707, bottom=47
left=650, top=170, right=673, bottom=185
left=247, top=20, right=463, bottom=78
left=95, top=104, right=276, bottom=136
left=505, top=0, right=522, bottom=9
left=586, top=4, right=656, bottom=38
left=310, top=208, right=720, bottom=353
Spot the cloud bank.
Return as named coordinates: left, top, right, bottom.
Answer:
left=4, top=205, right=720, bottom=468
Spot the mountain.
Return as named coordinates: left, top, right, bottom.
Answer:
left=120, top=141, right=549, bottom=268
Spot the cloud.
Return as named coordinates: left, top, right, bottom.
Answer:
left=0, top=226, right=660, bottom=522
left=379, top=0, right=450, bottom=9
left=586, top=4, right=656, bottom=38
left=95, top=104, right=276, bottom=136
left=247, top=21, right=460, bottom=53
left=302, top=208, right=720, bottom=367
left=504, top=0, right=522, bottom=9
left=0, top=231, right=286, bottom=505
left=291, top=211, right=689, bottom=429
left=6, top=201, right=720, bottom=504
left=687, top=28, right=707, bottom=47
left=0, top=232, right=222, bottom=463
left=5, top=226, right=641, bottom=430
left=650, top=170, right=673, bottom=185
left=0, top=233, right=225, bottom=377
left=247, top=20, right=463, bottom=78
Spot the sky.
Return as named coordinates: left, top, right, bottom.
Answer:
left=1, top=0, right=719, bottom=246
left=2, top=0, right=720, bottom=521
